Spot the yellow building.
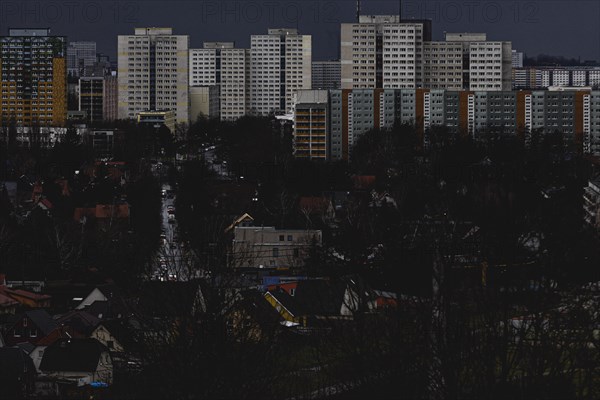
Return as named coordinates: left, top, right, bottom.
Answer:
left=0, top=29, right=67, bottom=128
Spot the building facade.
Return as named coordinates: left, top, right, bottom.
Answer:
left=295, top=87, right=600, bottom=160
left=340, top=16, right=432, bottom=89
left=312, top=60, right=341, bottom=90
left=293, top=90, right=328, bottom=160
left=117, top=28, right=189, bottom=124
left=79, top=76, right=104, bottom=123
left=0, top=29, right=67, bottom=127
left=66, top=41, right=97, bottom=77
left=250, top=29, right=311, bottom=115
left=341, top=18, right=511, bottom=91
left=189, top=85, right=220, bottom=120
left=513, top=67, right=600, bottom=89
left=232, top=226, right=322, bottom=269
left=189, top=42, right=248, bottom=120
left=512, top=50, right=524, bottom=68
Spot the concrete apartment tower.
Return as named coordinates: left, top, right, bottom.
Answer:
left=444, top=33, right=512, bottom=91
left=250, top=28, right=311, bottom=115
left=0, top=29, right=67, bottom=127
left=340, top=15, right=432, bottom=89
left=117, top=28, right=189, bottom=125
left=189, top=42, right=248, bottom=121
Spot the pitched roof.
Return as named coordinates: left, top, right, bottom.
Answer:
left=39, top=338, right=108, bottom=373
left=84, top=299, right=127, bottom=320
left=268, top=279, right=347, bottom=317
left=56, top=310, right=101, bottom=336
left=94, top=319, right=137, bottom=350
left=0, top=291, right=19, bottom=308
left=298, top=197, right=332, bottom=213
left=24, top=309, right=58, bottom=336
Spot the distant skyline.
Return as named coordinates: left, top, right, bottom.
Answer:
left=1, top=0, right=599, bottom=62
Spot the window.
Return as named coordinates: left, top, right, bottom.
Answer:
left=293, top=248, right=300, bottom=258
left=107, top=341, right=114, bottom=349
left=30, top=329, right=37, bottom=337
left=287, top=235, right=293, bottom=241
left=279, top=235, right=284, bottom=241
left=23, top=318, right=27, bottom=327
left=290, top=288, right=296, bottom=296
left=273, top=248, right=279, bottom=257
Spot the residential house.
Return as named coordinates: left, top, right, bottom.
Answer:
left=73, top=204, right=130, bottom=227
left=0, top=347, right=37, bottom=399
left=224, top=212, right=255, bottom=234
left=0, top=285, right=52, bottom=308
left=39, top=338, right=113, bottom=386
left=232, top=226, right=322, bottom=269
left=89, top=318, right=142, bottom=373
left=224, top=291, right=282, bottom=342
left=4, top=309, right=59, bottom=346
left=0, top=291, right=19, bottom=315
left=264, top=277, right=375, bottom=327
left=56, top=310, right=101, bottom=336
left=75, top=284, right=123, bottom=310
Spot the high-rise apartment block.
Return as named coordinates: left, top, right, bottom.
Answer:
left=293, top=90, right=329, bottom=160
left=444, top=33, right=512, bottom=91
left=312, top=60, right=341, bottom=90
left=67, top=41, right=97, bottom=77
left=78, top=73, right=118, bottom=123
left=250, top=29, right=311, bottom=115
left=117, top=28, right=189, bottom=125
left=341, top=17, right=511, bottom=91
left=189, top=42, right=248, bottom=120
left=0, top=29, right=67, bottom=127
left=512, top=50, right=524, bottom=68
left=295, top=87, right=600, bottom=160
left=341, top=16, right=431, bottom=89
left=79, top=76, right=104, bottom=123
left=513, top=67, right=600, bottom=89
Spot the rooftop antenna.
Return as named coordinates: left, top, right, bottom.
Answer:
left=356, top=0, right=360, bottom=22
left=399, top=0, right=402, bottom=20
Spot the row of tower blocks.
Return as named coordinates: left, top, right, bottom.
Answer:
left=1, top=18, right=600, bottom=159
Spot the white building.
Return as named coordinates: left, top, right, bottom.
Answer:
left=250, top=29, right=311, bottom=115
left=341, top=16, right=431, bottom=89
left=67, top=41, right=97, bottom=77
left=189, top=42, right=249, bottom=120
left=117, top=28, right=189, bottom=124
left=444, top=33, right=512, bottom=91
left=423, top=41, right=464, bottom=90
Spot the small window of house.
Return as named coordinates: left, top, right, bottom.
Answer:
left=290, top=288, right=296, bottom=296
left=279, top=235, right=284, bottom=241
left=107, top=341, right=114, bottom=349
left=287, top=235, right=293, bottom=241
left=293, top=248, right=300, bottom=258
left=23, top=318, right=27, bottom=327
left=273, top=248, right=279, bottom=258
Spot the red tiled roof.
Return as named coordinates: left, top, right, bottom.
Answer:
left=298, top=196, right=331, bottom=213
left=352, top=175, right=376, bottom=190
left=0, top=292, right=19, bottom=308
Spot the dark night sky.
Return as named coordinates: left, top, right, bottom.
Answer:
left=2, top=0, right=599, bottom=62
